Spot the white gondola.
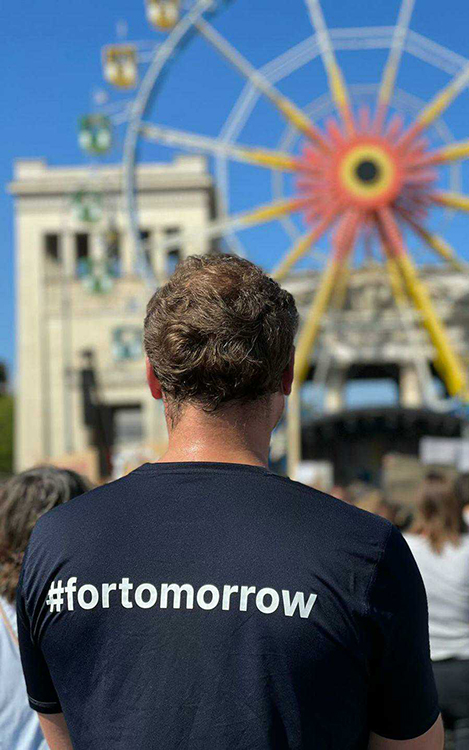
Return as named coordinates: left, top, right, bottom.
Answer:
left=78, top=116, right=112, bottom=156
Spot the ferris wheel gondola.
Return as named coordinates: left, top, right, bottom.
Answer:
left=146, top=0, right=181, bottom=30
left=89, top=0, right=469, bottom=474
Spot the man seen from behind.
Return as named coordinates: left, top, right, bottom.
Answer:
left=17, top=255, right=443, bottom=749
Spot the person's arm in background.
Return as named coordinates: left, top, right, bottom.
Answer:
left=367, top=526, right=443, bottom=749
left=16, top=565, right=73, bottom=750
left=369, top=715, right=444, bottom=749
left=38, top=714, right=74, bottom=750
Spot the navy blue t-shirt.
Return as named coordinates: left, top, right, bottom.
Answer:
left=17, top=463, right=439, bottom=749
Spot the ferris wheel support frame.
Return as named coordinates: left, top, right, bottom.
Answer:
left=122, top=0, right=213, bottom=287
left=107, top=0, right=469, bottom=479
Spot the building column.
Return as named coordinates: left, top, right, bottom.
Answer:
left=121, top=230, right=134, bottom=277
left=62, top=230, right=75, bottom=277
left=91, top=231, right=105, bottom=264
left=400, top=363, right=422, bottom=408
left=153, top=228, right=168, bottom=286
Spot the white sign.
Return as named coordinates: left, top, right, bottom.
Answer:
left=294, top=461, right=333, bottom=491
left=420, top=437, right=469, bottom=472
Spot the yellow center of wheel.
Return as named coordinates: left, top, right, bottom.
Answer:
left=340, top=146, right=395, bottom=200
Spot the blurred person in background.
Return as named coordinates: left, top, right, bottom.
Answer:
left=405, top=477, right=469, bottom=749
left=330, top=483, right=352, bottom=504
left=0, top=466, right=90, bottom=750
left=355, top=489, right=397, bottom=523
left=455, top=472, right=469, bottom=527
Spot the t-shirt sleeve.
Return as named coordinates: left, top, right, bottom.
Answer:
left=367, top=524, right=440, bottom=741
left=16, top=563, right=62, bottom=714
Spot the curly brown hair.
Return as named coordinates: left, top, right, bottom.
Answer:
left=144, top=254, right=298, bottom=412
left=0, top=466, right=91, bottom=603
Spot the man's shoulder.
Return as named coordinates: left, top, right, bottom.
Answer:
left=31, top=472, right=137, bottom=538
left=266, top=472, right=392, bottom=536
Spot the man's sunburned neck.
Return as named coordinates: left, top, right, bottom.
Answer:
left=157, top=399, right=279, bottom=469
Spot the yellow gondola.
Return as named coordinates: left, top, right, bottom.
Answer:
left=146, top=0, right=180, bottom=31
left=102, top=45, right=138, bottom=89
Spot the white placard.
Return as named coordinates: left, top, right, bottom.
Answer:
left=420, top=437, right=469, bottom=471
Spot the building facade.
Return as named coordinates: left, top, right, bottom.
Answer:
left=10, top=156, right=217, bottom=479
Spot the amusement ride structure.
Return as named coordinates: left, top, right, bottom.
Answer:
left=80, top=0, right=469, bottom=476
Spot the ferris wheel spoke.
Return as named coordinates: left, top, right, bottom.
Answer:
left=385, top=251, right=410, bottom=308
left=194, top=17, right=328, bottom=149
left=378, top=206, right=469, bottom=399
left=294, top=209, right=360, bottom=385
left=303, top=0, right=354, bottom=134
left=375, top=0, right=416, bottom=129
left=431, top=191, right=469, bottom=212
left=400, top=63, right=469, bottom=148
left=399, top=210, right=469, bottom=274
left=158, top=197, right=311, bottom=253
left=272, top=213, right=335, bottom=281
left=425, top=138, right=469, bottom=165
left=140, top=122, right=299, bottom=171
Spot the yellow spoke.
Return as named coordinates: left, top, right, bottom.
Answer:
left=241, top=147, right=299, bottom=172
left=271, top=96, right=326, bottom=146
left=294, top=210, right=359, bottom=385
left=378, top=208, right=469, bottom=399
left=240, top=198, right=309, bottom=229
left=272, top=213, right=335, bottom=281
left=417, top=65, right=469, bottom=130
left=195, top=17, right=327, bottom=149
left=331, top=260, right=350, bottom=310
left=387, top=256, right=409, bottom=307
left=294, top=259, right=342, bottom=386
left=429, top=139, right=469, bottom=165
left=304, top=0, right=354, bottom=134
left=400, top=64, right=469, bottom=148
left=403, top=214, right=469, bottom=274
left=432, top=191, right=469, bottom=212
left=376, top=0, right=416, bottom=126
left=141, top=123, right=299, bottom=172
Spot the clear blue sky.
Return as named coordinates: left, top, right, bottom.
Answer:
left=2, top=0, right=469, bottom=381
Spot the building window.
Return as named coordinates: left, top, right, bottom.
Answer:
left=167, top=249, right=180, bottom=276
left=139, top=229, right=152, bottom=273
left=111, top=327, right=143, bottom=362
left=107, top=229, right=121, bottom=278
left=75, top=233, right=90, bottom=278
left=112, top=405, right=143, bottom=446
left=165, top=226, right=180, bottom=249
left=44, top=233, right=60, bottom=265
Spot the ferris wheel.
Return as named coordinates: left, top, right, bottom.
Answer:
left=82, top=0, right=469, bottom=472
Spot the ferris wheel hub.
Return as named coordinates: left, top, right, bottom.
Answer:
left=336, top=139, right=405, bottom=208
left=296, top=109, right=438, bottom=223
left=355, top=160, right=380, bottom=183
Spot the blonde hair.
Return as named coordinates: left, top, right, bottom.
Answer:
left=412, top=477, right=466, bottom=554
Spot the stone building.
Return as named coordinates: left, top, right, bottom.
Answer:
left=9, top=156, right=217, bottom=479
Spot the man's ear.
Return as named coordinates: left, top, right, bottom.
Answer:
left=282, top=348, right=295, bottom=396
left=146, top=357, right=163, bottom=400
